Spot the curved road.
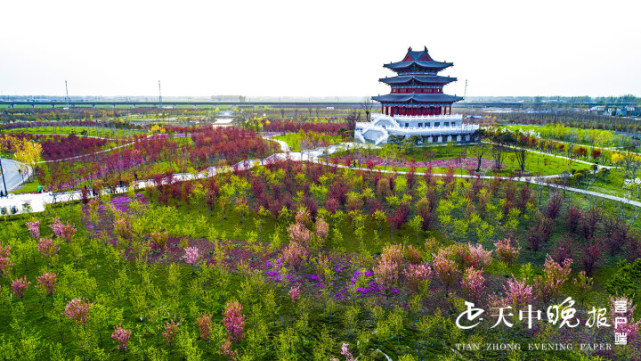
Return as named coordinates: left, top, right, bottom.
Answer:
left=0, top=158, right=32, bottom=193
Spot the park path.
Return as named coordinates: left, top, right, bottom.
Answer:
left=1, top=138, right=637, bottom=216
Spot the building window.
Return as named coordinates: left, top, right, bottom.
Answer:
left=444, top=122, right=449, bottom=127
left=418, top=123, right=422, bottom=128
left=435, top=122, right=440, bottom=127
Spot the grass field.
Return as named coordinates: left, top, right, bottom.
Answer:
left=273, top=132, right=344, bottom=152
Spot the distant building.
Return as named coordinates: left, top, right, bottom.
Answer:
left=355, top=47, right=478, bottom=145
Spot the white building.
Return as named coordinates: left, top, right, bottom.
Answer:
left=355, top=113, right=479, bottom=145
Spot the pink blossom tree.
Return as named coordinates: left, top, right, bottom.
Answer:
left=461, top=267, right=486, bottom=303
left=374, top=244, right=406, bottom=292
left=466, top=243, right=493, bottom=269
left=223, top=301, right=245, bottom=342
left=493, top=238, right=521, bottom=266
left=50, top=217, right=76, bottom=242
left=36, top=272, right=57, bottom=296
left=315, top=218, right=329, bottom=240
left=503, top=276, right=534, bottom=310
left=432, top=251, right=458, bottom=296
left=183, top=247, right=199, bottom=265
left=282, top=242, right=308, bottom=270
left=162, top=319, right=180, bottom=345
left=26, top=220, right=40, bottom=239
left=288, top=284, right=301, bottom=303
left=341, top=343, right=356, bottom=361
left=11, top=276, right=30, bottom=298
left=402, top=263, right=432, bottom=293
left=0, top=243, right=13, bottom=276
left=536, top=255, right=572, bottom=302
left=37, top=238, right=60, bottom=258
left=220, top=338, right=238, bottom=360
left=287, top=223, right=311, bottom=247
left=64, top=298, right=94, bottom=327
left=111, top=326, right=132, bottom=351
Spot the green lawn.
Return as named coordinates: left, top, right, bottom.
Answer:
left=273, top=133, right=344, bottom=152
left=329, top=144, right=592, bottom=176
left=10, top=179, right=41, bottom=194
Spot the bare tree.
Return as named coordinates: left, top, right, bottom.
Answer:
left=346, top=110, right=361, bottom=131
left=514, top=148, right=527, bottom=173
left=361, top=98, right=373, bottom=122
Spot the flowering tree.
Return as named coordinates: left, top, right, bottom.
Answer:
left=111, top=326, right=132, bottom=351
left=493, top=238, right=521, bottom=266
left=340, top=343, right=356, bottom=361
left=162, top=319, right=180, bottom=344
left=37, top=238, right=60, bottom=258
left=36, top=272, right=57, bottom=296
left=50, top=217, right=76, bottom=242
left=64, top=298, right=94, bottom=327
left=282, top=242, right=308, bottom=270
left=11, top=276, right=31, bottom=298
left=183, top=247, right=200, bottom=265
left=536, top=256, right=573, bottom=302
left=503, top=276, right=534, bottom=310
left=288, top=284, right=301, bottom=303
left=402, top=263, right=432, bottom=293
left=466, top=243, right=493, bottom=269
left=287, top=223, right=311, bottom=247
left=432, top=251, right=458, bottom=295
left=26, top=220, right=40, bottom=239
left=0, top=243, right=13, bottom=276
left=220, top=338, right=238, bottom=360
left=315, top=218, right=329, bottom=240
left=223, top=301, right=245, bottom=342
left=374, top=244, right=405, bottom=292
left=461, top=267, right=486, bottom=303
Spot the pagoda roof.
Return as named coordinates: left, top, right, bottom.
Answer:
left=380, top=75, right=457, bottom=85
left=384, top=46, right=452, bottom=71
left=384, top=60, right=453, bottom=71
left=372, top=93, right=463, bottom=103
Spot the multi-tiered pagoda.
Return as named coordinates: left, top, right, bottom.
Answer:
left=355, top=46, right=478, bottom=145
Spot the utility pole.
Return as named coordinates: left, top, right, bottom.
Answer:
left=158, top=80, right=162, bottom=107
left=65, top=80, right=70, bottom=105
left=464, top=79, right=468, bottom=98
left=0, top=156, right=8, bottom=196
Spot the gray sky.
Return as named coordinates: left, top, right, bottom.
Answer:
left=1, top=0, right=640, bottom=97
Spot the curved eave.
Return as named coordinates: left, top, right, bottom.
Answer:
left=379, top=75, right=457, bottom=85
left=383, top=60, right=453, bottom=71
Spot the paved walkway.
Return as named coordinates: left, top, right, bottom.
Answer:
left=1, top=138, right=638, bottom=216
left=0, top=158, right=33, bottom=193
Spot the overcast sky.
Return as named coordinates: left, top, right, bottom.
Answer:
left=1, top=0, right=640, bottom=98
